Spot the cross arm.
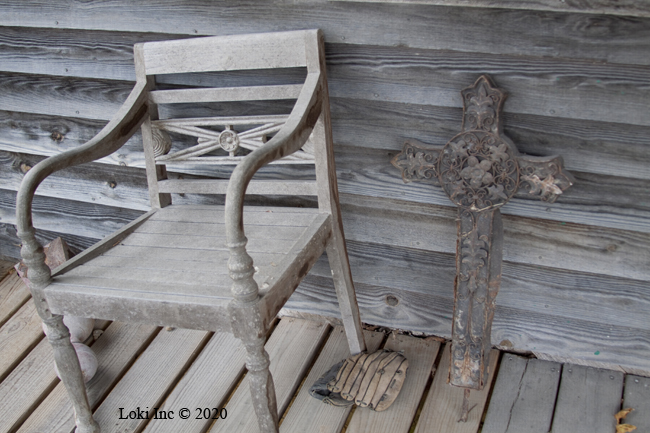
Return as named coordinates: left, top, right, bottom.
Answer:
left=390, top=139, right=443, bottom=185
left=516, top=154, right=575, bottom=203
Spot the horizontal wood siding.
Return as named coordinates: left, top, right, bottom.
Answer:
left=0, top=0, right=648, bottom=373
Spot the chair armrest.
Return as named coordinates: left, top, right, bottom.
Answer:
left=16, top=80, right=150, bottom=285
left=225, top=72, right=324, bottom=302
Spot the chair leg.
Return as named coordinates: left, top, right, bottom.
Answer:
left=44, top=315, right=100, bottom=433
left=326, top=231, right=367, bottom=355
left=243, top=337, right=279, bottom=433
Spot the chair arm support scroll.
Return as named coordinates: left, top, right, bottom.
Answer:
left=15, top=80, right=150, bottom=287
left=225, top=72, right=324, bottom=303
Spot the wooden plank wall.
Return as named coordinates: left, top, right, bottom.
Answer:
left=0, top=0, right=648, bottom=374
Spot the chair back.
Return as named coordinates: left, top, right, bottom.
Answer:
left=133, top=30, right=334, bottom=208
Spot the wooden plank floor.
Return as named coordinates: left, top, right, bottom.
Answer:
left=1, top=262, right=647, bottom=433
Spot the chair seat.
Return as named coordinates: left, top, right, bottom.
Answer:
left=45, top=204, right=330, bottom=332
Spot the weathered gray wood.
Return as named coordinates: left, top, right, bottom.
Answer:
left=150, top=84, right=303, bottom=104
left=2, top=2, right=649, bottom=66
left=310, top=240, right=650, bottom=332
left=483, top=356, right=561, bottom=433
left=0, top=338, right=57, bottom=433
left=325, top=43, right=650, bottom=127
left=482, top=355, right=528, bottom=433
left=158, top=179, right=318, bottom=195
left=286, top=273, right=650, bottom=376
left=345, top=334, right=440, bottom=433
left=0, top=299, right=44, bottom=382
left=0, top=271, right=31, bottom=327
left=16, top=322, right=158, bottom=433
left=210, top=318, right=329, bottom=433
left=143, top=330, right=247, bottom=433
left=280, top=327, right=384, bottom=433
left=0, top=259, right=14, bottom=279
left=551, top=365, right=624, bottom=433
left=623, top=375, right=650, bottom=432
left=142, top=31, right=308, bottom=75
left=413, top=345, right=498, bottom=433
left=330, top=99, right=650, bottom=180
left=91, top=328, right=209, bottom=433
left=331, top=0, right=650, bottom=17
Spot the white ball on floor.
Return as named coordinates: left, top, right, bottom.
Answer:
left=54, top=342, right=98, bottom=383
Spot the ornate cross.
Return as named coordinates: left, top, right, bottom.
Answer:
left=391, top=75, right=574, bottom=390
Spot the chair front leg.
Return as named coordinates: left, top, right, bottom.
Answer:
left=19, top=229, right=99, bottom=433
left=44, top=316, right=100, bottom=433
left=243, top=337, right=279, bottom=433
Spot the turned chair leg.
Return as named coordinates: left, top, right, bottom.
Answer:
left=44, top=315, right=100, bottom=433
left=326, top=231, right=366, bottom=355
left=242, top=337, right=279, bottom=433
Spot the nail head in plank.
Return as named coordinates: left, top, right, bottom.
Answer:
left=280, top=327, right=384, bottom=433
left=414, top=344, right=499, bottom=433
left=143, top=331, right=247, bottom=433
left=551, top=364, right=624, bottom=433
left=16, top=321, right=158, bottom=433
left=209, top=318, right=330, bottom=433
left=91, top=328, right=209, bottom=433
left=345, top=334, right=440, bottom=433
left=623, top=375, right=650, bottom=431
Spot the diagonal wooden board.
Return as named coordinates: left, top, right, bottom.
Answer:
left=16, top=321, right=158, bottom=433
left=280, top=327, right=384, bottom=433
left=208, top=318, right=331, bottom=433
left=0, top=272, right=31, bottom=327
left=142, top=330, right=247, bottom=433
left=482, top=355, right=561, bottom=433
left=91, top=327, right=210, bottom=433
left=623, top=374, right=650, bottom=431
left=0, top=299, right=43, bottom=383
left=345, top=334, right=440, bottom=433
left=414, top=344, right=499, bottom=433
left=551, top=364, right=624, bottom=433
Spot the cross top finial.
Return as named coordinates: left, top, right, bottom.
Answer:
left=461, top=75, right=506, bottom=134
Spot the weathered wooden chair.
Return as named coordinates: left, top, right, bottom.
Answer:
left=16, top=29, right=366, bottom=433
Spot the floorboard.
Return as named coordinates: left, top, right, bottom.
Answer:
left=414, top=345, right=499, bottom=433
left=622, top=375, right=650, bottom=432
left=0, top=272, right=30, bottom=327
left=0, top=338, right=58, bottom=433
left=483, top=356, right=561, bottom=433
left=551, top=365, right=624, bottom=433
left=0, top=299, right=43, bottom=382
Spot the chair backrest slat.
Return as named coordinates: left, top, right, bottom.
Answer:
left=149, top=84, right=303, bottom=105
left=141, top=31, right=310, bottom=76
